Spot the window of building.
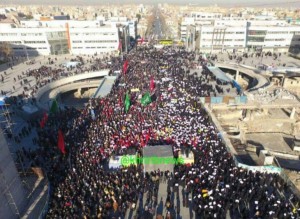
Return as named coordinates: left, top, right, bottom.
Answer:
left=2, top=41, right=21, bottom=44
left=248, top=30, right=267, bottom=35
left=268, top=31, right=288, bottom=34
left=0, top=33, right=17, bottom=36
left=248, top=36, right=265, bottom=42
left=84, top=40, right=118, bottom=43
left=24, top=41, right=46, bottom=44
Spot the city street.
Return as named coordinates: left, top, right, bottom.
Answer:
left=146, top=6, right=166, bottom=40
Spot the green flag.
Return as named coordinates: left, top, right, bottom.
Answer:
left=141, top=92, right=152, bottom=106
left=124, top=93, right=130, bottom=113
left=50, top=99, right=59, bottom=114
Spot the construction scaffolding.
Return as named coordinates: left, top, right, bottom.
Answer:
left=0, top=99, right=31, bottom=177
left=0, top=100, right=14, bottom=139
left=0, top=99, right=27, bottom=218
left=0, top=129, right=27, bottom=219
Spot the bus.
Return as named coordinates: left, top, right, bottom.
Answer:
left=159, top=40, right=173, bottom=46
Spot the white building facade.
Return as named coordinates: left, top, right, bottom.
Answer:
left=0, top=20, right=128, bottom=56
left=183, top=18, right=300, bottom=54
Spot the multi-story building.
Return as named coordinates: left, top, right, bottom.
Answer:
left=180, top=17, right=215, bottom=41
left=247, top=23, right=300, bottom=53
left=184, top=18, right=300, bottom=54
left=0, top=19, right=130, bottom=56
left=108, top=17, right=137, bottom=39
left=0, top=25, right=64, bottom=56
left=190, top=12, right=223, bottom=21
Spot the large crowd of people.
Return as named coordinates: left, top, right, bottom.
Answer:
left=0, top=53, right=115, bottom=99
left=8, top=45, right=299, bottom=218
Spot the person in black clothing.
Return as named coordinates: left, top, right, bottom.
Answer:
left=22, top=46, right=298, bottom=219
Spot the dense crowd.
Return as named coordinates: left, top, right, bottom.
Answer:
left=0, top=53, right=114, bottom=98
left=27, top=46, right=300, bottom=219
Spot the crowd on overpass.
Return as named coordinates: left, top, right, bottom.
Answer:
left=2, top=46, right=299, bottom=218
left=0, top=53, right=114, bottom=98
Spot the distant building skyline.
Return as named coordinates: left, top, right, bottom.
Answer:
left=2, top=0, right=300, bottom=8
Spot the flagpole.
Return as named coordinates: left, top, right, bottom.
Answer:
left=120, top=39, right=123, bottom=61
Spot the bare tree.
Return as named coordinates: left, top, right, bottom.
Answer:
left=0, top=42, right=13, bottom=61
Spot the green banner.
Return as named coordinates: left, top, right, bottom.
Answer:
left=50, top=99, right=59, bottom=114
left=141, top=92, right=152, bottom=106
left=125, top=93, right=130, bottom=113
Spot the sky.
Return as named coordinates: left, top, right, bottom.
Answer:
left=3, top=0, right=300, bottom=7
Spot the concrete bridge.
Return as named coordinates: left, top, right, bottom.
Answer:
left=35, top=70, right=109, bottom=110
left=214, top=62, right=270, bottom=92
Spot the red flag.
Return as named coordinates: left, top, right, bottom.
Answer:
left=141, top=37, right=144, bottom=44
left=57, top=129, right=66, bottom=154
left=44, top=112, right=48, bottom=122
left=140, top=135, right=145, bottom=147
left=123, top=60, right=129, bottom=75
left=40, top=119, right=45, bottom=129
left=39, top=112, right=48, bottom=128
left=150, top=76, right=155, bottom=92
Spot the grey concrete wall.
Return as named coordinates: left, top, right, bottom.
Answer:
left=35, top=70, right=109, bottom=110
left=215, top=63, right=270, bottom=91
left=0, top=130, right=27, bottom=219
left=35, top=70, right=109, bottom=102
left=48, top=80, right=102, bottom=99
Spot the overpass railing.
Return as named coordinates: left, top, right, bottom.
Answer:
left=199, top=96, right=248, bottom=105
left=37, top=171, right=51, bottom=219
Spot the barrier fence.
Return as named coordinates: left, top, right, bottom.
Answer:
left=199, top=95, right=248, bottom=105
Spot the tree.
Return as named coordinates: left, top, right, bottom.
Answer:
left=0, top=42, right=13, bottom=61
left=136, top=14, right=141, bottom=22
left=25, top=15, right=33, bottom=19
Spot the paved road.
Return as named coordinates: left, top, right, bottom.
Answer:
left=147, top=7, right=164, bottom=40
left=214, top=52, right=300, bottom=69
left=126, top=178, right=192, bottom=219
left=153, top=18, right=163, bottom=39
left=125, top=177, right=234, bottom=219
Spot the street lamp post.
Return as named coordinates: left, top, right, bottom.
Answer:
left=24, top=45, right=29, bottom=61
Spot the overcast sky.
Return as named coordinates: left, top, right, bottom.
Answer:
left=3, top=0, right=300, bottom=7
